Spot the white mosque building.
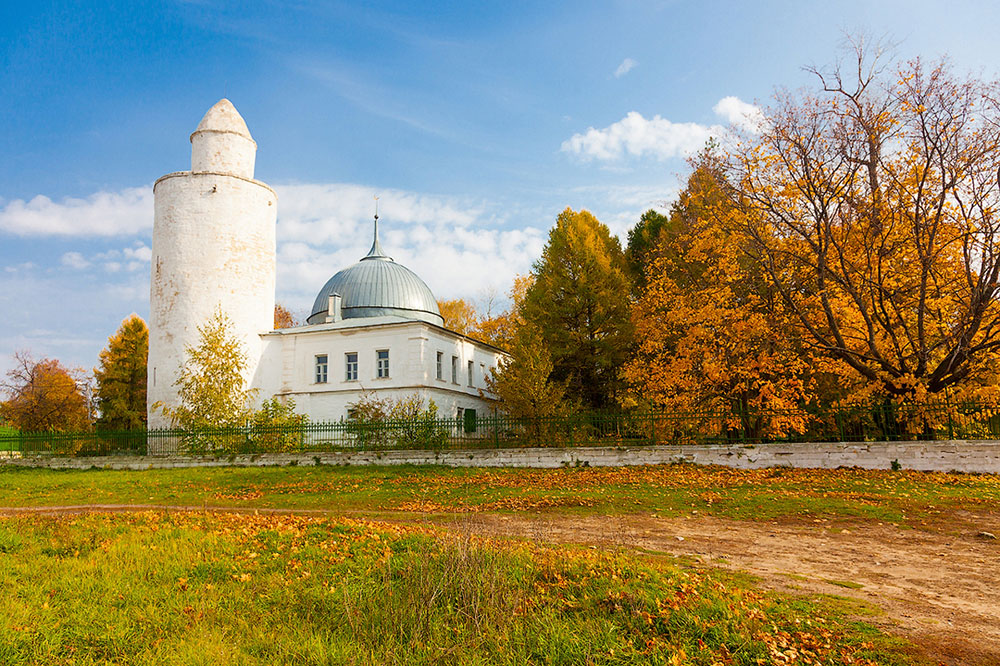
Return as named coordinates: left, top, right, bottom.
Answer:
left=147, top=99, right=506, bottom=429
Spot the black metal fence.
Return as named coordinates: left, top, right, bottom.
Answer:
left=2, top=400, right=1000, bottom=458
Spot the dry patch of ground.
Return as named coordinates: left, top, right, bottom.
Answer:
left=455, top=511, right=1000, bottom=666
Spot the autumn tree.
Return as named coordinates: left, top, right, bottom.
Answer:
left=484, top=323, right=570, bottom=431
left=274, top=303, right=298, bottom=329
left=624, top=208, right=671, bottom=291
left=474, top=275, right=533, bottom=349
left=0, top=351, right=92, bottom=432
left=523, top=208, right=632, bottom=409
left=93, top=314, right=148, bottom=430
left=158, top=309, right=256, bottom=431
left=437, top=298, right=479, bottom=336
left=623, top=156, right=828, bottom=436
left=731, top=43, right=1000, bottom=401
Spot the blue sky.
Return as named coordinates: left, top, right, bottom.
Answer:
left=3, top=0, right=1000, bottom=376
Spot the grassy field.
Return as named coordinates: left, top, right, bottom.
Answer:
left=1, top=463, right=998, bottom=526
left=1, top=463, right=993, bottom=663
left=0, top=511, right=917, bottom=665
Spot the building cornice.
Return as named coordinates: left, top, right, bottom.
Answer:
left=263, top=318, right=509, bottom=356
left=153, top=171, right=277, bottom=198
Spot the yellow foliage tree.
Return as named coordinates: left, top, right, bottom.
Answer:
left=474, top=275, right=533, bottom=349
left=94, top=314, right=148, bottom=430
left=731, top=43, right=1000, bottom=403
left=274, top=303, right=297, bottom=329
left=437, top=298, right=479, bottom=336
left=158, top=309, right=256, bottom=431
left=484, top=323, right=569, bottom=419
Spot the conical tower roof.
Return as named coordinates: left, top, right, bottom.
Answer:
left=192, top=99, right=253, bottom=141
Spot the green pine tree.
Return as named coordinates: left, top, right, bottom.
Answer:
left=522, top=208, right=633, bottom=410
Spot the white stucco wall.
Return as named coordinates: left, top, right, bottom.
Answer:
left=255, top=317, right=505, bottom=422
left=148, top=125, right=277, bottom=428
left=191, top=130, right=256, bottom=179
left=10, top=441, right=1000, bottom=474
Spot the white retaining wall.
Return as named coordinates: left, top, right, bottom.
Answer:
left=3, top=440, right=999, bottom=474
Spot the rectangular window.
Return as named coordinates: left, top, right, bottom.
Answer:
left=468, top=360, right=474, bottom=386
left=315, top=355, right=328, bottom=384
left=377, top=349, right=390, bottom=378
left=436, top=351, right=443, bottom=380
left=451, top=355, right=459, bottom=384
left=345, top=352, right=358, bottom=381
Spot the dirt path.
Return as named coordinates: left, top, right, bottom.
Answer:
left=4, top=504, right=998, bottom=664
left=453, top=511, right=1000, bottom=666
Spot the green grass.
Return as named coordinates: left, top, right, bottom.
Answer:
left=0, top=512, right=922, bottom=665
left=824, top=579, right=866, bottom=590
left=1, top=463, right=997, bottom=527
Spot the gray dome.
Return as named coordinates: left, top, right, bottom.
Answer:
left=306, top=225, right=443, bottom=326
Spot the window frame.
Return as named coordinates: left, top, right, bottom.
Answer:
left=345, top=352, right=358, bottom=382
left=436, top=351, right=444, bottom=381
left=315, top=354, right=329, bottom=384
left=376, top=349, right=390, bottom=379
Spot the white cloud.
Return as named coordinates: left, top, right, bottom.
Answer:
left=561, top=96, right=763, bottom=162
left=124, top=244, right=152, bottom=262
left=0, top=186, right=152, bottom=236
left=712, top=96, right=765, bottom=133
left=80, top=243, right=153, bottom=273
left=274, top=183, right=482, bottom=247
left=272, top=183, right=545, bottom=311
left=561, top=111, right=725, bottom=162
left=1, top=178, right=658, bottom=373
left=614, top=58, right=637, bottom=78
left=61, top=251, right=90, bottom=269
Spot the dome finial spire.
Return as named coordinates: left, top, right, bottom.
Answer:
left=364, top=194, right=391, bottom=261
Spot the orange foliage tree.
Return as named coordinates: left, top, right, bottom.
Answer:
left=437, top=298, right=479, bottom=336
left=0, top=351, right=92, bottom=432
left=731, top=43, right=1000, bottom=402
left=274, top=303, right=298, bottom=329
left=623, top=156, right=829, bottom=437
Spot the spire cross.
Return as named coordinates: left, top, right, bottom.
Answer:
left=363, top=194, right=390, bottom=260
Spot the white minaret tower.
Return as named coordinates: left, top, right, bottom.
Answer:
left=147, top=99, right=277, bottom=428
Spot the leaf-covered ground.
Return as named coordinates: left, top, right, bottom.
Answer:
left=0, top=511, right=918, bottom=665
left=1, top=464, right=997, bottom=527
left=2, top=463, right=996, bottom=664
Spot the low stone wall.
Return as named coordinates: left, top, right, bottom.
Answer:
left=2, top=440, right=999, bottom=474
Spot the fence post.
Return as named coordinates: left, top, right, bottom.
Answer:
left=945, top=390, right=955, bottom=440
